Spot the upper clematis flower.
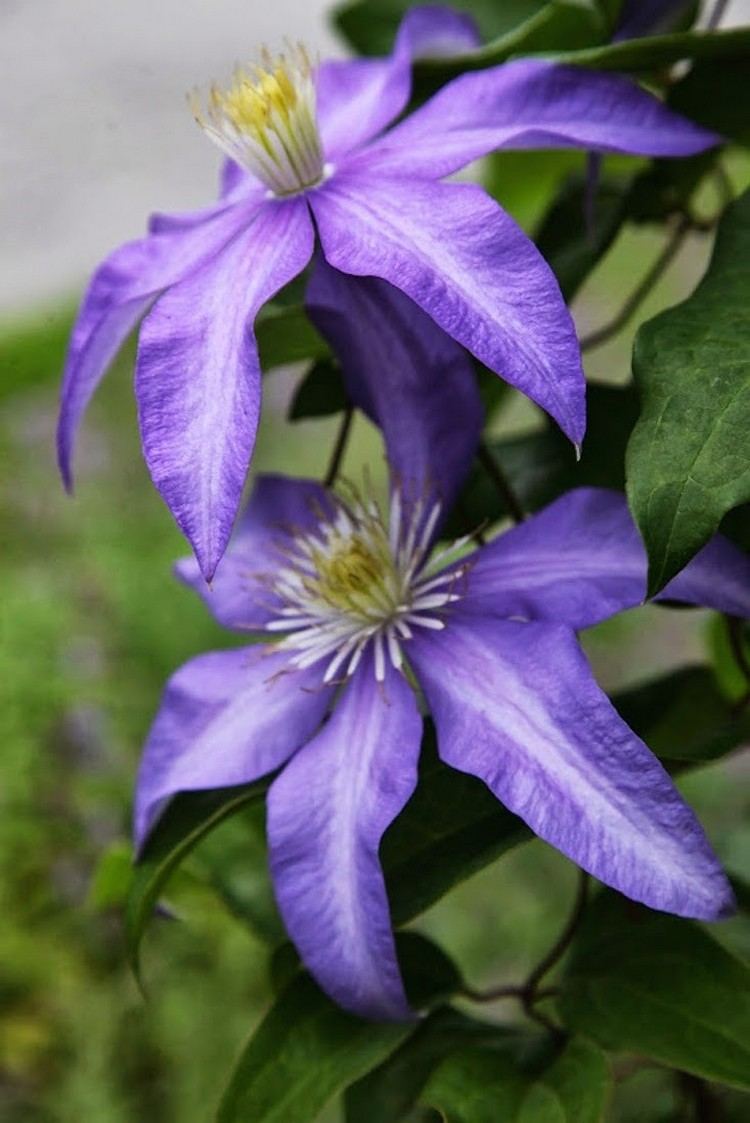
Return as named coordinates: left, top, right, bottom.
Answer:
left=134, top=271, right=748, bottom=1021
left=58, top=5, right=720, bottom=580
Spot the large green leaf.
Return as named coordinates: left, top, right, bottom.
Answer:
left=344, top=1008, right=514, bottom=1123
left=560, top=893, right=750, bottom=1090
left=667, top=58, right=750, bottom=147
left=216, top=974, right=411, bottom=1123
left=217, top=932, right=460, bottom=1123
left=516, top=1038, right=611, bottom=1123
left=414, top=24, right=750, bottom=82
left=125, top=780, right=268, bottom=976
left=349, top=1020, right=609, bottom=1123
left=419, top=1045, right=530, bottom=1122
left=612, top=665, right=750, bottom=769
left=626, top=189, right=750, bottom=595
left=382, top=736, right=530, bottom=925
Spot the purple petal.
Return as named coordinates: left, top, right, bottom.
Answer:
left=456, top=488, right=750, bottom=629
left=267, top=656, right=422, bottom=1020
left=306, top=257, right=482, bottom=518
left=176, top=474, right=336, bottom=630
left=311, top=173, right=585, bottom=444
left=57, top=200, right=257, bottom=490
left=410, top=616, right=733, bottom=920
left=359, top=60, right=720, bottom=179
left=136, top=198, right=314, bottom=580
left=317, top=5, right=480, bottom=163
left=134, top=645, right=332, bottom=849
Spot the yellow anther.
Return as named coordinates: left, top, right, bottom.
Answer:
left=192, top=43, right=325, bottom=195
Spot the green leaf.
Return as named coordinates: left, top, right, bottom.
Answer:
left=382, top=734, right=530, bottom=925
left=289, top=357, right=348, bottom=419
left=447, top=383, right=638, bottom=534
left=419, top=1044, right=529, bottom=1122
left=397, top=932, right=464, bottom=1010
left=256, top=302, right=328, bottom=370
left=668, top=58, right=750, bottom=147
left=421, top=24, right=750, bottom=80
left=516, top=1038, right=611, bottom=1123
left=612, top=665, right=750, bottom=770
left=344, top=1008, right=510, bottom=1123
left=626, top=189, right=750, bottom=594
left=560, top=892, right=750, bottom=1090
left=125, top=781, right=268, bottom=977
left=216, top=973, right=412, bottom=1123
left=552, top=25, right=750, bottom=72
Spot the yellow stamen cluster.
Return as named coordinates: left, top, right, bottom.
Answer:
left=191, top=46, right=326, bottom=197
left=264, top=486, right=471, bottom=683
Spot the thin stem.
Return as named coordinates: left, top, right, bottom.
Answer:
left=523, top=869, right=589, bottom=997
left=580, top=218, right=691, bottom=353
left=462, top=870, right=589, bottom=1037
left=707, top=0, right=730, bottom=30
left=323, top=405, right=354, bottom=488
left=477, top=441, right=525, bottom=523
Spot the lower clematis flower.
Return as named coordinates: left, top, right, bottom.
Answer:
left=134, top=274, right=747, bottom=1021
left=58, top=4, right=720, bottom=580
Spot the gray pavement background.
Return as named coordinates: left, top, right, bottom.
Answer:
left=1, top=0, right=337, bottom=317
left=1, top=1, right=747, bottom=319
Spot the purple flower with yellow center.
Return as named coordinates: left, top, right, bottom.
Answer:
left=135, top=271, right=747, bottom=1021
left=58, top=4, right=719, bottom=580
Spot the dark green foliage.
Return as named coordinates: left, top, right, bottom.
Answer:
left=382, top=736, right=530, bottom=925
left=289, top=357, right=347, bottom=419
left=216, top=973, right=411, bottom=1123
left=612, top=665, right=750, bottom=768
left=627, top=189, right=750, bottom=594
left=560, top=893, right=750, bottom=1090
left=217, top=933, right=460, bottom=1123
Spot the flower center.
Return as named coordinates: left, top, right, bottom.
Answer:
left=263, top=486, right=471, bottom=682
left=191, top=45, right=326, bottom=197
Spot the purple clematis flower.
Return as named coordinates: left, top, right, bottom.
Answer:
left=134, top=269, right=747, bottom=1021
left=58, top=4, right=720, bottom=580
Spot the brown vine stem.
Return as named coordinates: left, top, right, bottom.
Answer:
left=462, top=870, right=589, bottom=1035
left=323, top=405, right=354, bottom=488
left=580, top=217, right=692, bottom=353
left=476, top=441, right=526, bottom=524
